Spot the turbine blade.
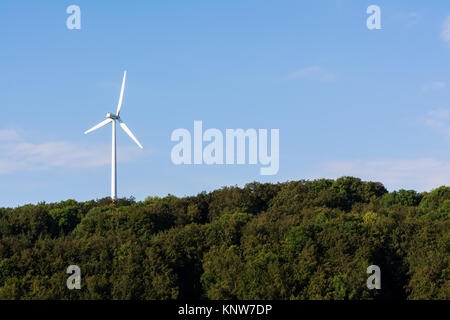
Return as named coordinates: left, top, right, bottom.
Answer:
left=116, top=71, right=127, bottom=116
left=84, top=118, right=113, bottom=134
left=118, top=119, right=143, bottom=149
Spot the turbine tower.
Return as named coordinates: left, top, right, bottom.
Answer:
left=84, top=71, right=143, bottom=200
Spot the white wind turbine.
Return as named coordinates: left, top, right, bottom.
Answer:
left=84, top=71, right=143, bottom=200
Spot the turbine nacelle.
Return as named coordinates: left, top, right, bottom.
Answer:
left=106, top=112, right=118, bottom=120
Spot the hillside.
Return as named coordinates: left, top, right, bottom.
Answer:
left=0, top=177, right=448, bottom=300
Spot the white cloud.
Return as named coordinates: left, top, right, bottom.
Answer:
left=0, top=129, right=144, bottom=174
left=0, top=129, right=21, bottom=141
left=441, top=15, right=450, bottom=43
left=287, top=66, right=336, bottom=82
left=404, top=12, right=419, bottom=27
left=317, top=158, right=450, bottom=192
left=421, top=81, right=447, bottom=93
left=424, top=108, right=450, bottom=138
left=395, top=12, right=420, bottom=28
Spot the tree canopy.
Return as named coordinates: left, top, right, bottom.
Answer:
left=0, top=177, right=448, bottom=300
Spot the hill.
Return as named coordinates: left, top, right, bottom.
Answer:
left=0, top=177, right=448, bottom=299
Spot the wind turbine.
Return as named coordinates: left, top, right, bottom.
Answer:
left=84, top=71, right=143, bottom=200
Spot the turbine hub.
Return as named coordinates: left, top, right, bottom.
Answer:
left=106, top=112, right=117, bottom=119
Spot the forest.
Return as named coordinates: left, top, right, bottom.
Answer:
left=0, top=177, right=448, bottom=300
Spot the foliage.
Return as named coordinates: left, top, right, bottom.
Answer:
left=0, top=180, right=448, bottom=299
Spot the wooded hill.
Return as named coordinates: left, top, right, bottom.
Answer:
left=0, top=177, right=448, bottom=299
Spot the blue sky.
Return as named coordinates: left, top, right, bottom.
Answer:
left=1, top=0, right=450, bottom=207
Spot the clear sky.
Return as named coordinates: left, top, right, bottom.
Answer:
left=1, top=0, right=450, bottom=207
